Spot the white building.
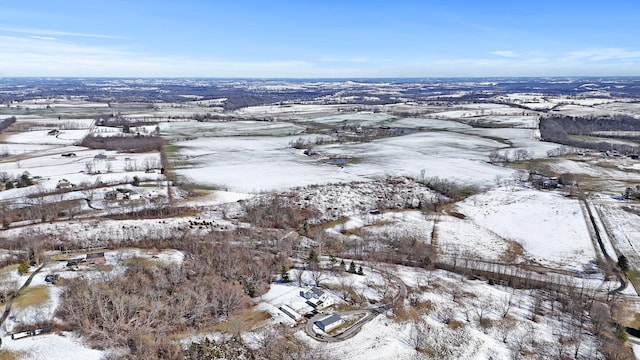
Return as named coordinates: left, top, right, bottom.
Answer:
left=301, top=286, right=334, bottom=308
left=315, top=313, right=343, bottom=332
left=279, top=304, right=302, bottom=322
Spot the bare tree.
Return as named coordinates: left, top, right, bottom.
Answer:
left=0, top=171, right=10, bottom=183
left=589, top=301, right=610, bottom=336
left=308, top=267, right=326, bottom=287
left=85, top=161, right=95, bottom=174
left=408, top=317, right=430, bottom=352
left=291, top=268, right=305, bottom=287
left=473, top=299, right=493, bottom=331
left=494, top=315, right=516, bottom=344
left=499, top=290, right=515, bottom=318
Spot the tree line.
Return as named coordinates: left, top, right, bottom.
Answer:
left=540, top=115, right=640, bottom=154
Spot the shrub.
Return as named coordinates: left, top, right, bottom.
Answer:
left=17, top=259, right=29, bottom=275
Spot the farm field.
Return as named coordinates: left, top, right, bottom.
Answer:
left=0, top=78, right=639, bottom=359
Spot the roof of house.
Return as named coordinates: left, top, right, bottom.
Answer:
left=310, top=286, right=324, bottom=296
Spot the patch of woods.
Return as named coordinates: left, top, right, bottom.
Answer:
left=243, top=177, right=451, bottom=228
left=0, top=171, right=34, bottom=190
left=80, top=134, right=163, bottom=153
left=540, top=115, right=640, bottom=154
left=623, top=186, right=640, bottom=200
left=0, top=116, right=17, bottom=133
left=95, top=114, right=159, bottom=128
left=402, top=273, right=634, bottom=360
left=185, top=326, right=326, bottom=360
left=242, top=194, right=320, bottom=229
left=413, top=175, right=480, bottom=202
left=56, top=241, right=272, bottom=359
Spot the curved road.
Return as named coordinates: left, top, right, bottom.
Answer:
left=305, top=309, right=381, bottom=343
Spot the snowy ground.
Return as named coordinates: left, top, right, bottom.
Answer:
left=0, top=248, right=184, bottom=359
left=1, top=93, right=640, bottom=359
left=456, top=187, right=596, bottom=272
left=170, top=126, right=517, bottom=192
left=1, top=332, right=104, bottom=360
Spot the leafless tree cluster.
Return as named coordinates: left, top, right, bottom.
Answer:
left=1, top=190, right=83, bottom=225
left=408, top=317, right=479, bottom=360
left=186, top=326, right=328, bottom=360
left=242, top=195, right=318, bottom=229
left=361, top=229, right=436, bottom=268
left=80, top=134, right=162, bottom=153
left=547, top=145, right=579, bottom=157
left=95, top=114, right=159, bottom=129
left=0, top=116, right=17, bottom=133
left=57, top=242, right=272, bottom=359
left=488, top=149, right=534, bottom=163
left=38, top=120, right=90, bottom=130
left=413, top=175, right=480, bottom=201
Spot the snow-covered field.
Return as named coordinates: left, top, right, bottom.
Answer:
left=1, top=90, right=640, bottom=359
left=1, top=333, right=104, bottom=360
left=170, top=126, right=517, bottom=192
left=456, top=187, right=596, bottom=272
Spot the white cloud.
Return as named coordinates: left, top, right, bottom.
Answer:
left=319, top=56, right=369, bottom=63
left=0, top=26, right=116, bottom=39
left=29, top=35, right=58, bottom=41
left=563, top=48, right=640, bottom=62
left=490, top=50, right=519, bottom=58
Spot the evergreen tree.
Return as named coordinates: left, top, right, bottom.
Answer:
left=308, top=249, right=319, bottom=264
left=618, top=255, right=630, bottom=273
left=280, top=265, right=290, bottom=282
left=357, top=266, right=364, bottom=275
left=340, top=259, right=346, bottom=271
left=329, top=255, right=337, bottom=268
left=17, top=259, right=29, bottom=275
left=616, top=324, right=629, bottom=342
left=348, top=260, right=356, bottom=274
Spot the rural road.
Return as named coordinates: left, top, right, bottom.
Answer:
left=581, top=196, right=628, bottom=294
left=0, top=263, right=46, bottom=328
left=305, top=309, right=380, bottom=342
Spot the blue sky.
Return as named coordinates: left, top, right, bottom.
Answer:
left=1, top=0, right=639, bottom=77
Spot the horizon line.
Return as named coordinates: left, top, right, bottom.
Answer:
left=3, top=75, right=640, bottom=81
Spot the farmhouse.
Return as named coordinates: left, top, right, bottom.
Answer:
left=126, top=191, right=142, bottom=201
left=315, top=313, right=343, bottom=333
left=104, top=190, right=124, bottom=201
left=301, top=286, right=334, bottom=308
left=56, top=179, right=73, bottom=190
